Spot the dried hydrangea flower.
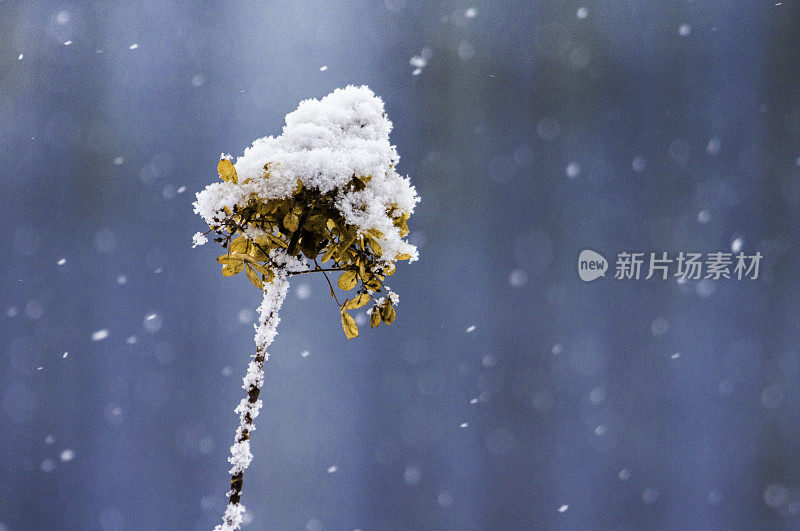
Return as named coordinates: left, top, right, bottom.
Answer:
left=193, top=85, right=419, bottom=530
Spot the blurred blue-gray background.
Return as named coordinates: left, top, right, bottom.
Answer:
left=2, top=1, right=800, bottom=529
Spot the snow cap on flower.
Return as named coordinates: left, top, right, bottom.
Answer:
left=193, top=85, right=419, bottom=264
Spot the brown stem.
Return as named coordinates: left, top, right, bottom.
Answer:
left=315, top=258, right=341, bottom=306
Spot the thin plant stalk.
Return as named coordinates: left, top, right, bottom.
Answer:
left=215, top=273, right=290, bottom=531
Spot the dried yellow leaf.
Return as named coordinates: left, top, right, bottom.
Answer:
left=221, top=262, right=244, bottom=277
left=380, top=303, right=396, bottom=324
left=320, top=244, right=337, bottom=264
left=248, top=243, right=268, bottom=262
left=245, top=265, right=262, bottom=289
left=367, top=236, right=382, bottom=257
left=228, top=251, right=256, bottom=263
left=266, top=233, right=288, bottom=249
left=283, top=211, right=300, bottom=232
left=364, top=277, right=381, bottom=291
left=218, top=159, right=237, bottom=184
left=343, top=293, right=370, bottom=310
left=340, top=311, right=359, bottom=339
left=248, top=262, right=268, bottom=275
left=337, top=270, right=358, bottom=291
left=335, top=245, right=353, bottom=264
left=370, top=308, right=381, bottom=329
left=229, top=236, right=248, bottom=254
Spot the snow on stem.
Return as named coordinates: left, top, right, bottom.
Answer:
left=215, top=272, right=290, bottom=531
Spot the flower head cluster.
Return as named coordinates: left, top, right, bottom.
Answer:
left=194, top=86, right=419, bottom=338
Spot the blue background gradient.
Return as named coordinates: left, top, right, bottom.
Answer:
left=1, top=1, right=799, bottom=529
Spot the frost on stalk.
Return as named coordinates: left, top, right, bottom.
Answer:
left=217, top=503, right=246, bottom=531
left=196, top=86, right=419, bottom=531
left=213, top=271, right=290, bottom=531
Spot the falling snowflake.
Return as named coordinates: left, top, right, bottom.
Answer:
left=409, top=49, right=431, bottom=76
left=706, top=137, right=721, bottom=155
left=565, top=162, right=581, bottom=179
